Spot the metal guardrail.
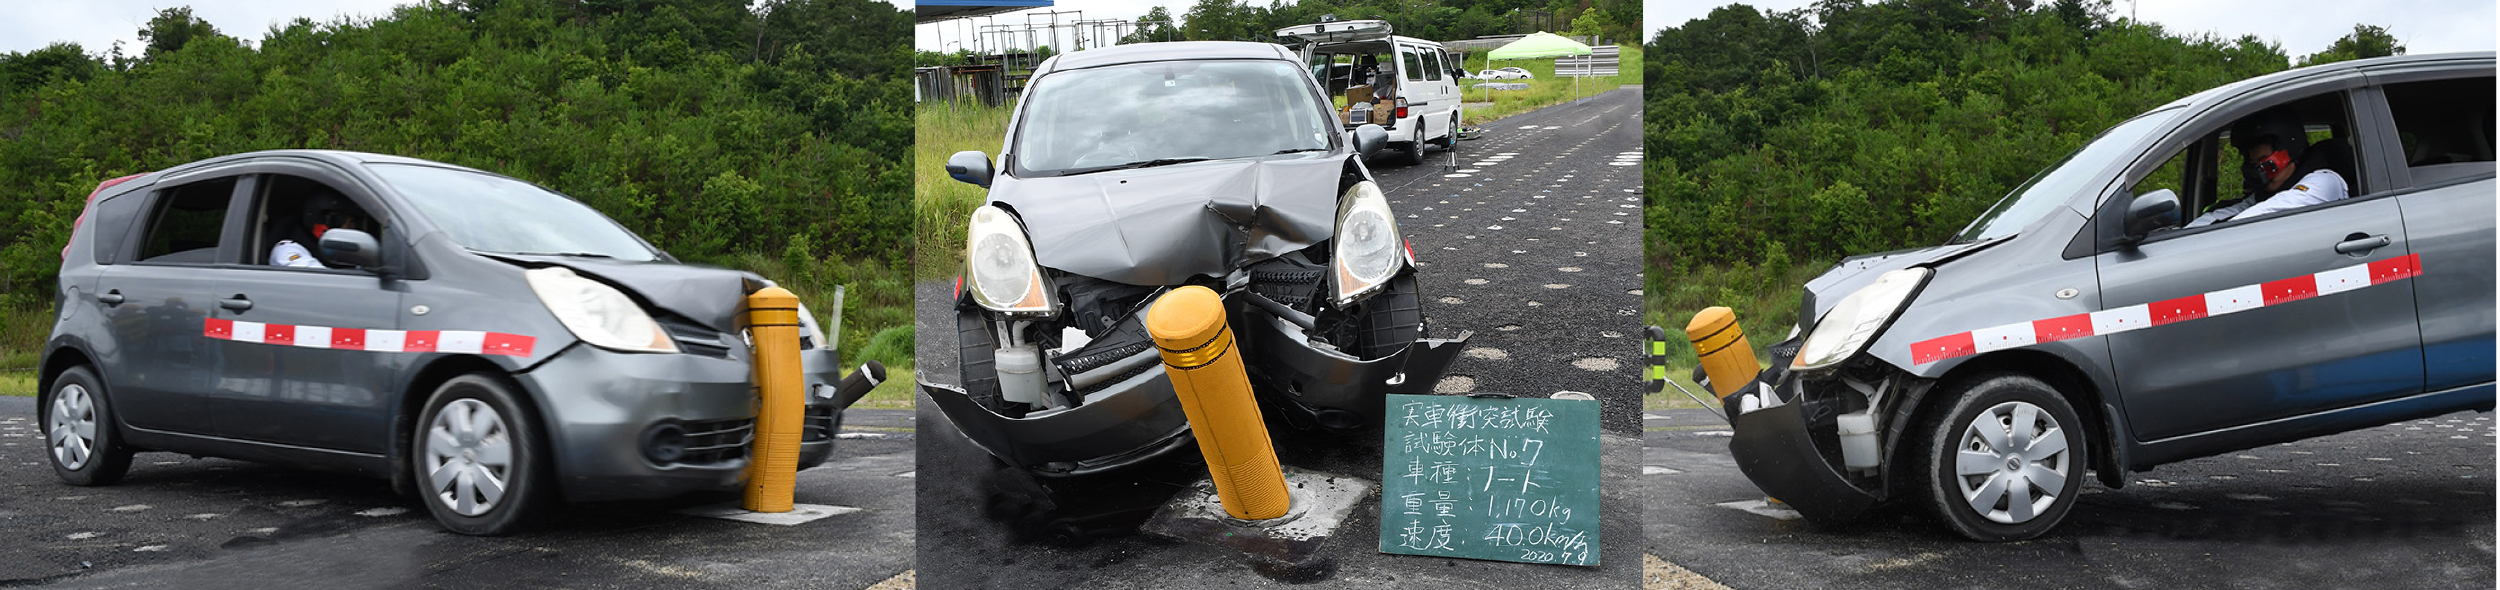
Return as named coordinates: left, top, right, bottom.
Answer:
left=1555, top=46, right=1621, bottom=78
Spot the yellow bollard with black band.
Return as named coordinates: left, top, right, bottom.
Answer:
left=742, top=286, right=805, bottom=513
left=1145, top=286, right=1290, bottom=521
left=1686, top=307, right=1760, bottom=400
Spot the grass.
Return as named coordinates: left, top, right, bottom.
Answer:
left=912, top=47, right=1646, bottom=277
left=1639, top=258, right=1830, bottom=412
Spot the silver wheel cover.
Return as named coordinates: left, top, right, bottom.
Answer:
left=50, top=384, right=96, bottom=470
left=1953, top=400, right=2071, bottom=525
left=423, top=398, right=514, bottom=517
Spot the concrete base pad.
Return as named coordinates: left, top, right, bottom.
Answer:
left=676, top=502, right=863, bottom=525
left=1141, top=467, right=1375, bottom=566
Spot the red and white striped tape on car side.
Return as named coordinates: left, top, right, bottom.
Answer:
left=204, top=318, right=536, bottom=358
left=1910, top=252, right=2422, bottom=365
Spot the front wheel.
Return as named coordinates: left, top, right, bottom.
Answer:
left=45, top=366, right=133, bottom=486
left=1910, top=373, right=2086, bottom=542
left=413, top=374, right=552, bottom=536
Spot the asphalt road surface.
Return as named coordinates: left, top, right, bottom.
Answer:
left=1644, top=407, right=2496, bottom=589
left=914, top=87, right=1646, bottom=588
left=0, top=396, right=915, bottom=589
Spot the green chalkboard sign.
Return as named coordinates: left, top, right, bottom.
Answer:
left=1377, top=393, right=1600, bottom=566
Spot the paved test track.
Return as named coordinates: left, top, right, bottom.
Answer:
left=913, top=86, right=1646, bottom=588
left=1644, top=407, right=2496, bottom=589
left=0, top=396, right=916, bottom=589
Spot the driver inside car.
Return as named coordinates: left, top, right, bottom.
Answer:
left=2187, top=108, right=2351, bottom=227
left=269, top=192, right=372, bottom=268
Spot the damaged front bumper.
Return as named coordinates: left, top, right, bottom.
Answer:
left=1727, top=380, right=1880, bottom=523
left=518, top=343, right=845, bottom=502
left=926, top=290, right=1471, bottom=475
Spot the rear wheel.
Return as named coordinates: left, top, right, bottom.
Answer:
left=1911, top=373, right=2086, bottom=541
left=414, top=374, right=551, bottom=536
left=45, top=366, right=133, bottom=486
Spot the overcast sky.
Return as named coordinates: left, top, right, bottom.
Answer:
left=917, top=0, right=1180, bottom=53
left=1644, top=0, right=2496, bottom=59
left=1, top=0, right=907, bottom=55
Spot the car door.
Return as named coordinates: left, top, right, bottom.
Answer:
left=207, top=169, right=407, bottom=454
left=2374, top=72, right=2497, bottom=392
left=94, top=175, right=251, bottom=435
left=2098, top=88, right=2426, bottom=442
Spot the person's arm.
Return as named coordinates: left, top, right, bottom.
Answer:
left=2229, top=170, right=2348, bottom=222
left=270, top=240, right=329, bottom=268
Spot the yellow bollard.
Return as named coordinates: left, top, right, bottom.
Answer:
left=742, top=286, right=804, bottom=513
left=1145, top=286, right=1290, bottom=520
left=1687, top=307, right=1760, bottom=400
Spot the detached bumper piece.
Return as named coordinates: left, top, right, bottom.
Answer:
left=1238, top=297, right=1472, bottom=427
left=1727, top=399, right=1878, bottom=523
left=923, top=377, right=1197, bottom=477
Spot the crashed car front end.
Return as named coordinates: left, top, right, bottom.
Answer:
left=924, top=157, right=1470, bottom=476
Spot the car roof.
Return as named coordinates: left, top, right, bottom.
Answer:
left=1039, top=41, right=1297, bottom=74
left=150, top=149, right=489, bottom=180
left=2157, top=51, right=2494, bottom=113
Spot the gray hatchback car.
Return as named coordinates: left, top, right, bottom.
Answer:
left=40, top=150, right=854, bottom=535
left=1726, top=53, right=2495, bottom=541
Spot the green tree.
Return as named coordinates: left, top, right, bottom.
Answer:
left=2299, top=23, right=2405, bottom=66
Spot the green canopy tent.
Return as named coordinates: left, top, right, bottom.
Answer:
left=1481, top=32, right=1595, bottom=101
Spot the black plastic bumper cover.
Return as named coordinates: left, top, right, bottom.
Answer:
left=1727, top=401, right=1879, bottom=524
left=1238, top=306, right=1472, bottom=423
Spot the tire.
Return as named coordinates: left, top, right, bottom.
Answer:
left=412, top=373, right=552, bottom=536
left=955, top=309, right=1025, bottom=418
left=1352, top=274, right=1423, bottom=360
left=1910, top=372, right=2087, bottom=541
left=1398, top=140, right=1426, bottom=166
left=45, top=366, right=133, bottom=486
left=1436, top=114, right=1460, bottom=148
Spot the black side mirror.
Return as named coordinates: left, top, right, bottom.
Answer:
left=947, top=151, right=994, bottom=189
left=319, top=228, right=384, bottom=270
left=2122, top=188, right=2181, bottom=244
left=1351, top=124, right=1388, bottom=157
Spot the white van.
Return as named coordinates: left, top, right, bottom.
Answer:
left=1277, top=19, right=1464, bottom=165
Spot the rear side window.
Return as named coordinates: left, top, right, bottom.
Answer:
left=136, top=178, right=236, bottom=264
left=1420, top=49, right=1443, bottom=82
left=89, top=190, right=148, bottom=264
left=1402, top=49, right=1424, bottom=82
left=2383, top=76, right=2495, bottom=185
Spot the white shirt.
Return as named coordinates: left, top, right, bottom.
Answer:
left=2186, top=169, right=2349, bottom=228
left=270, top=240, right=328, bottom=268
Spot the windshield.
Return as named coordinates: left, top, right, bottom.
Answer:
left=1012, top=59, right=1336, bottom=176
left=1953, top=107, right=2184, bottom=243
left=369, top=164, right=659, bottom=261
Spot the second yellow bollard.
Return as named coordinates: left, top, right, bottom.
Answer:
left=743, top=286, right=805, bottom=513
left=1146, top=286, right=1290, bottom=521
left=1686, top=307, right=1760, bottom=400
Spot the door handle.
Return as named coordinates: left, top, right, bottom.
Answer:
left=2334, top=233, right=2391, bottom=256
left=96, top=290, right=124, bottom=305
left=219, top=295, right=253, bottom=312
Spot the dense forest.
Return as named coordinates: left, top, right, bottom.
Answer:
left=917, top=0, right=1642, bottom=64
left=0, top=0, right=916, bottom=372
left=1641, top=0, right=2407, bottom=348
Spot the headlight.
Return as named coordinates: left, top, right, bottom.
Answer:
left=965, top=205, right=1057, bottom=317
left=524, top=266, right=678, bottom=353
left=1330, top=181, right=1404, bottom=306
left=1791, top=268, right=1929, bottom=371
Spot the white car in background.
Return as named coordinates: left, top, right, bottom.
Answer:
left=1478, top=67, right=1532, bottom=80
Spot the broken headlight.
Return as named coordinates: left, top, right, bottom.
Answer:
left=1791, top=268, right=1928, bottom=371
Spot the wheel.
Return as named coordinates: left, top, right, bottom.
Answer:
left=413, top=373, right=552, bottom=536
left=1436, top=114, right=1461, bottom=148
left=45, top=366, right=133, bottom=486
left=1398, top=139, right=1426, bottom=166
left=1910, top=373, right=2086, bottom=541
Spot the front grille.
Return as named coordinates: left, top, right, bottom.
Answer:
left=658, top=316, right=735, bottom=358
left=677, top=418, right=753, bottom=465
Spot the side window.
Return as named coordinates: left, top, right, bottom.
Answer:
left=1402, top=49, right=1424, bottom=82
left=90, top=190, right=149, bottom=265
left=2382, top=76, right=2496, bottom=185
left=250, top=174, right=387, bottom=267
left=1421, top=50, right=1443, bottom=82
left=2119, top=90, right=2358, bottom=233
left=135, top=178, right=237, bottom=264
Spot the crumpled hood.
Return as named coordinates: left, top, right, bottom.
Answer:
left=1799, top=239, right=2002, bottom=325
left=989, top=156, right=1345, bottom=286
left=487, top=254, right=765, bottom=334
